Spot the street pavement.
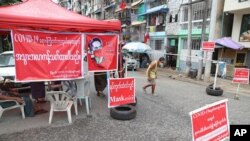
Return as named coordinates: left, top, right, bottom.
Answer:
left=0, top=69, right=250, bottom=141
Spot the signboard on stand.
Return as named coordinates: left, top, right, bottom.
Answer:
left=12, top=29, right=83, bottom=82
left=189, top=99, right=230, bottom=141
left=202, top=41, right=215, bottom=52
left=108, top=78, right=135, bottom=108
left=232, top=68, right=249, bottom=84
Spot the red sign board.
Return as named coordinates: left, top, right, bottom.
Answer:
left=232, top=68, right=249, bottom=84
left=12, top=30, right=83, bottom=82
left=108, top=78, right=135, bottom=108
left=85, top=34, right=118, bottom=72
left=190, top=99, right=229, bottom=141
left=202, top=41, right=215, bottom=52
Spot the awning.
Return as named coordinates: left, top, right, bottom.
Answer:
left=94, top=9, right=101, bottom=14
left=131, top=21, right=146, bottom=26
left=104, top=3, right=116, bottom=10
left=0, top=0, right=121, bottom=32
left=214, top=37, right=244, bottom=50
left=131, top=0, right=143, bottom=8
left=139, top=4, right=168, bottom=16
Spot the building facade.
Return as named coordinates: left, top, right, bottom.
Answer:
left=177, top=0, right=212, bottom=71
left=224, top=0, right=250, bottom=67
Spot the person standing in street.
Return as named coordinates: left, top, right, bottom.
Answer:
left=142, top=57, right=165, bottom=96
left=94, top=71, right=107, bottom=97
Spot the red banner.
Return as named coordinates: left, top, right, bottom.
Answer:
left=232, top=68, right=249, bottom=84
left=202, top=41, right=215, bottom=52
left=108, top=78, right=135, bottom=108
left=190, top=99, right=229, bottom=141
left=12, top=30, right=83, bottom=82
left=85, top=34, right=118, bottom=72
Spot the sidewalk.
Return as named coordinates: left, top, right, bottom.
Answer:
left=138, top=67, right=250, bottom=96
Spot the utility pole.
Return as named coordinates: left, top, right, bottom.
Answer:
left=204, top=0, right=218, bottom=82
left=197, top=0, right=208, bottom=80
left=186, top=0, right=192, bottom=75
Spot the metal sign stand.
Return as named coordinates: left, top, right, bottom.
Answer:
left=234, top=83, right=240, bottom=100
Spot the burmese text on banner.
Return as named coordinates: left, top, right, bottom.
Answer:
left=12, top=30, right=83, bottom=82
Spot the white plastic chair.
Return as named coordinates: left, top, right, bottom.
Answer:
left=62, top=78, right=91, bottom=116
left=0, top=100, right=25, bottom=119
left=74, top=78, right=91, bottom=115
left=46, top=91, right=73, bottom=124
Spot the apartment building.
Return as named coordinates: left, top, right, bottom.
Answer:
left=177, top=0, right=212, bottom=71
left=223, top=0, right=250, bottom=71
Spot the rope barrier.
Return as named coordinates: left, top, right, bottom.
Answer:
left=81, top=51, right=249, bottom=77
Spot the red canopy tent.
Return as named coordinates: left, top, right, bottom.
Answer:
left=0, top=0, right=121, bottom=32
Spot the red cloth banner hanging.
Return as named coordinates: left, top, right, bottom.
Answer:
left=85, top=34, right=118, bottom=72
left=232, top=68, right=249, bottom=84
left=12, top=30, right=83, bottom=82
left=189, top=99, right=229, bottom=141
left=108, top=78, right=135, bottom=108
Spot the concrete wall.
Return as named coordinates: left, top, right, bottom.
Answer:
left=224, top=0, right=250, bottom=12
left=214, top=0, right=225, bottom=40
left=165, top=0, right=182, bottom=35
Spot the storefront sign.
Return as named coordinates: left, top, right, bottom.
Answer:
left=108, top=78, right=135, bottom=108
left=232, top=68, right=249, bottom=84
left=202, top=41, right=215, bottom=52
left=12, top=30, right=83, bottom=82
left=189, top=99, right=229, bottom=141
left=85, top=34, right=118, bottom=72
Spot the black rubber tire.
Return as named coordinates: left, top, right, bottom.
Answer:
left=110, top=105, right=136, bottom=120
left=206, top=86, right=223, bottom=96
left=128, top=96, right=137, bottom=106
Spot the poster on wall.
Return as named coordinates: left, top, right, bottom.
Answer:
left=12, top=29, right=83, bottom=82
left=85, top=34, right=118, bottom=72
left=108, top=78, right=135, bottom=108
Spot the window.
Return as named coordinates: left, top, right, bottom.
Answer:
left=155, top=40, right=163, bottom=50
left=182, top=38, right=201, bottom=50
left=174, top=14, right=178, bottom=22
left=180, top=1, right=211, bottom=23
left=239, top=14, right=250, bottom=42
left=236, top=53, right=246, bottom=65
left=169, top=14, right=172, bottom=23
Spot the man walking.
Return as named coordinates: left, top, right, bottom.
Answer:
left=142, top=57, right=165, bottom=96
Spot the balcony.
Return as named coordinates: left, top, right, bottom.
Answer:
left=148, top=25, right=165, bottom=32
left=224, top=0, right=250, bottom=12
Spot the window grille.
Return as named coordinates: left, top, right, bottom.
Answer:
left=182, top=38, right=202, bottom=50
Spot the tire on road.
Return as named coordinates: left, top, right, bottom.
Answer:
left=110, top=105, right=136, bottom=120
left=128, top=96, right=137, bottom=106
left=206, top=86, right=223, bottom=96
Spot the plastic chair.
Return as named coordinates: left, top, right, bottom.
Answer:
left=62, top=78, right=91, bottom=116
left=74, top=78, right=91, bottom=115
left=0, top=100, right=25, bottom=119
left=46, top=91, right=73, bottom=124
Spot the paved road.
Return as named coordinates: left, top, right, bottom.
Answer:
left=0, top=71, right=250, bottom=141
